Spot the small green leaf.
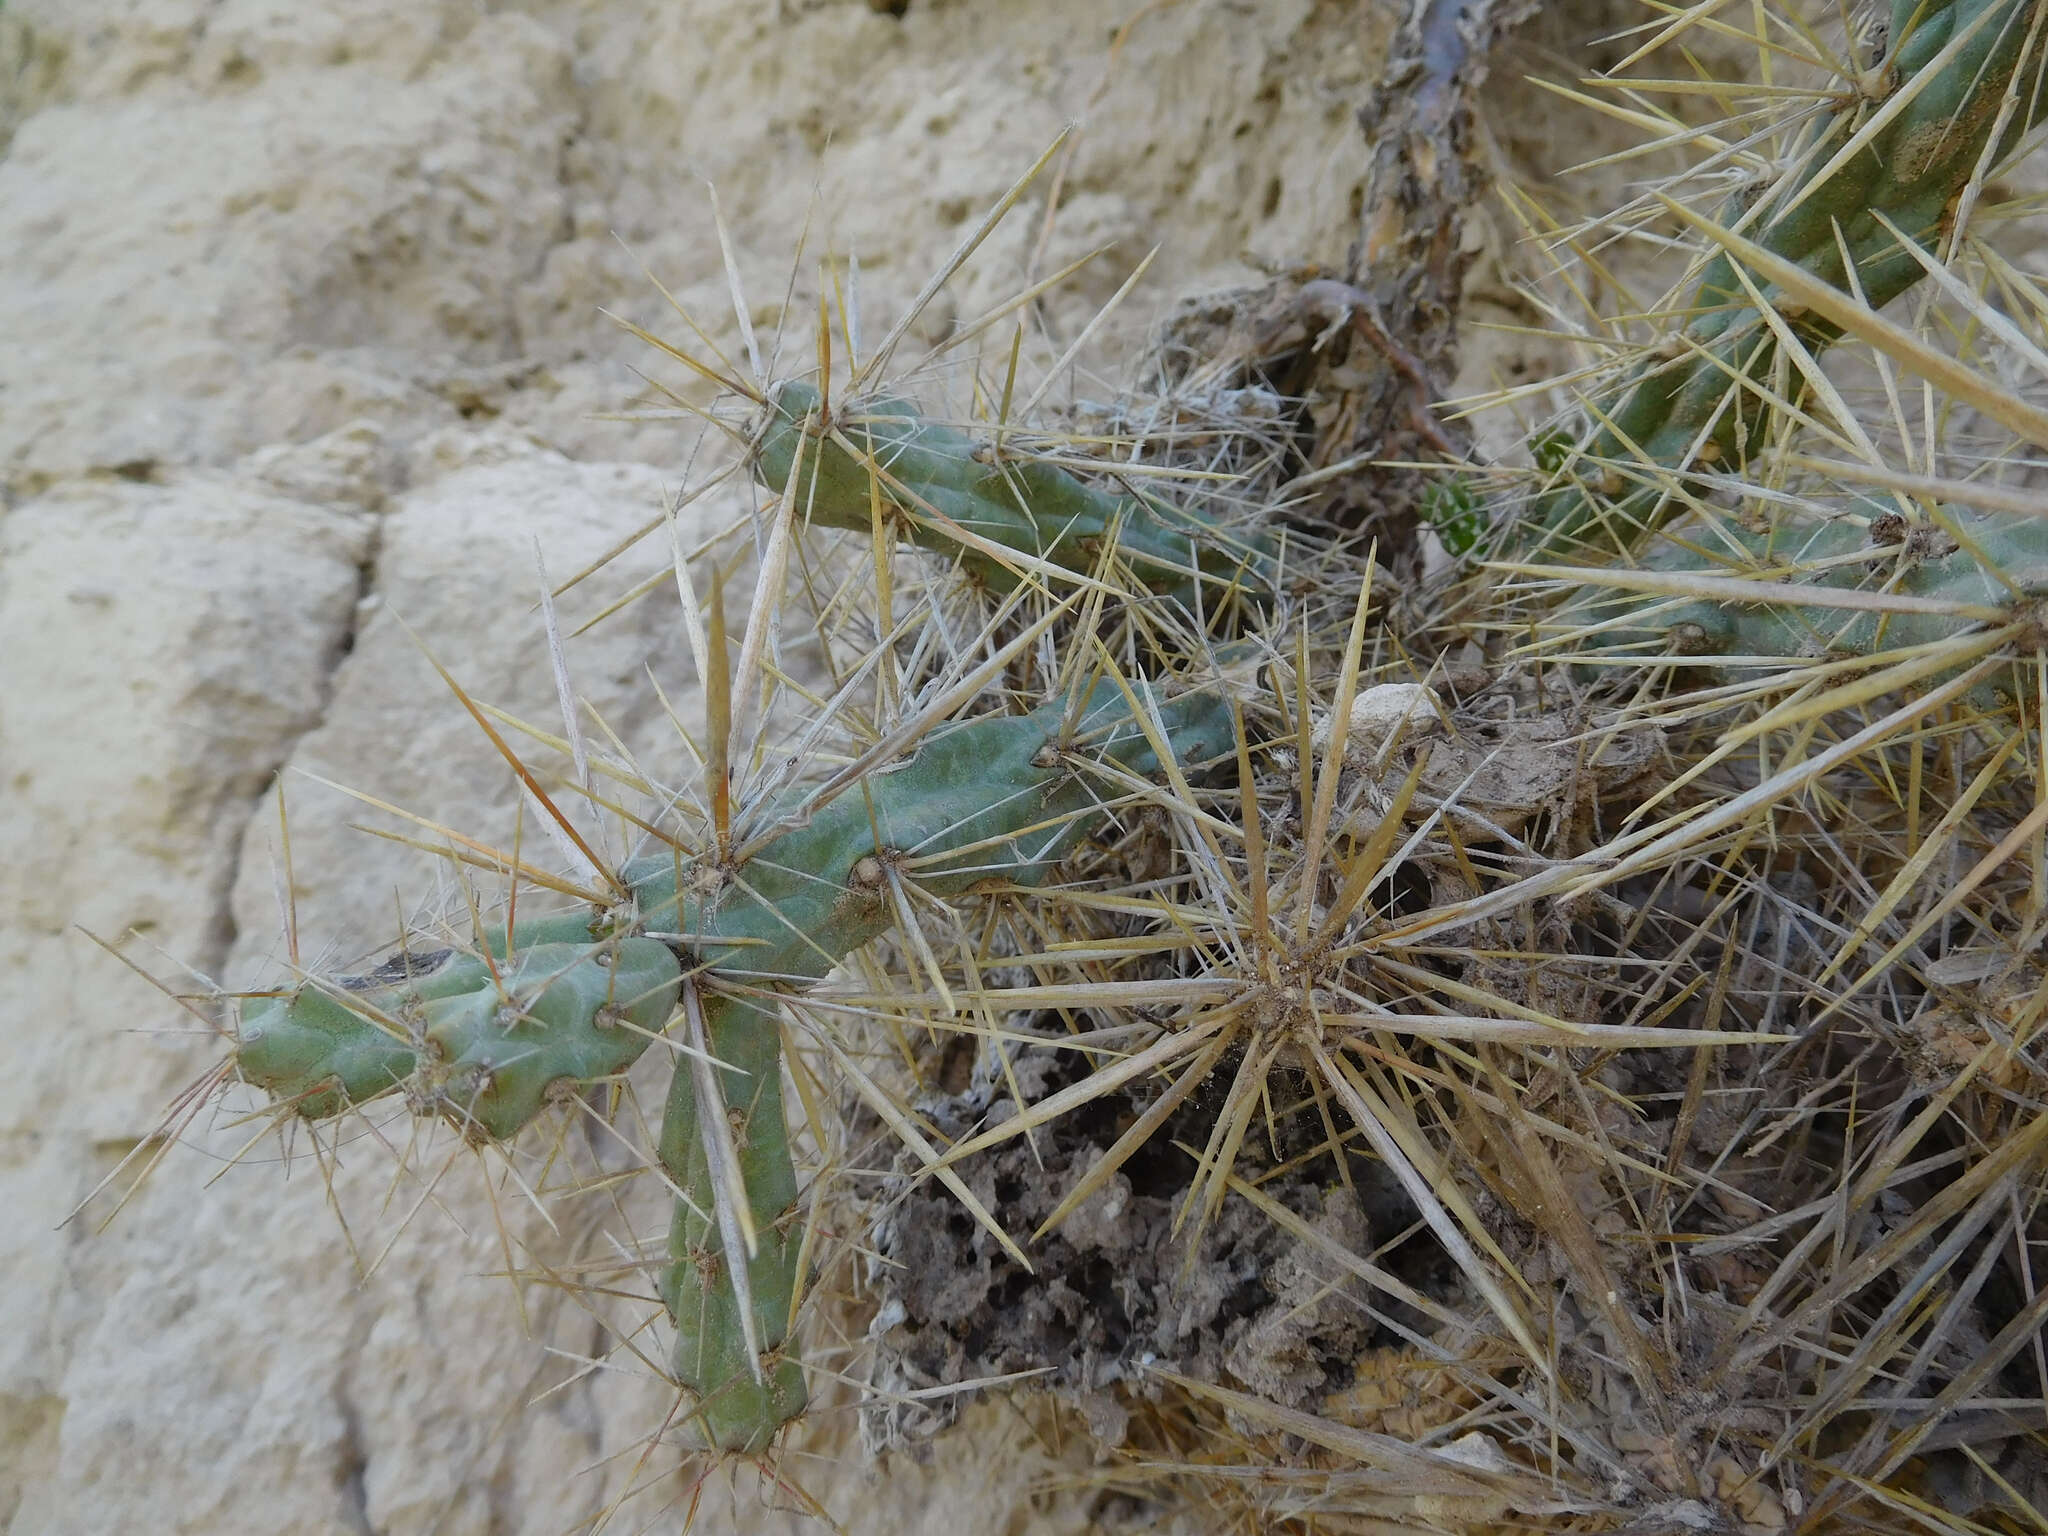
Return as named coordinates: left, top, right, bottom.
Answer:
left=1531, top=427, right=1575, bottom=475
left=1421, top=476, right=1489, bottom=556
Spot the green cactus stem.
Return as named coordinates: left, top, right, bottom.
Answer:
left=1521, top=0, right=2048, bottom=556
left=1562, top=504, right=2048, bottom=699
left=635, top=673, right=1234, bottom=1450
left=410, top=938, right=682, bottom=1140
left=657, top=987, right=807, bottom=1453
left=237, top=923, right=681, bottom=1141
left=753, top=379, right=1274, bottom=604
left=622, top=675, right=1237, bottom=983
left=231, top=450, right=1239, bottom=1457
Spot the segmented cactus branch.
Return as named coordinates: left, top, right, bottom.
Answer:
left=634, top=674, right=1233, bottom=1448
left=658, top=986, right=807, bottom=1454
left=1550, top=505, right=2048, bottom=696
left=237, top=923, right=682, bottom=1141
left=1521, top=0, right=2048, bottom=556
left=623, top=675, right=1237, bottom=983
left=230, top=355, right=1244, bottom=1451
left=754, top=380, right=1274, bottom=605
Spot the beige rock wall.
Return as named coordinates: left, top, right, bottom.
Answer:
left=0, top=2, right=1567, bottom=1530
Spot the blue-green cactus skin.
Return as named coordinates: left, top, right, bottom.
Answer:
left=657, top=989, right=808, bottom=1453
left=756, top=380, right=1273, bottom=604
left=237, top=926, right=681, bottom=1141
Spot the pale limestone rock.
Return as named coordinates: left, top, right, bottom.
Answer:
left=1312, top=681, right=1442, bottom=763
left=7, top=442, right=719, bottom=1536
left=0, top=3, right=577, bottom=493
left=0, top=466, right=372, bottom=1528
left=226, top=439, right=695, bottom=958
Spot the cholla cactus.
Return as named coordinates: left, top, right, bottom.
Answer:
left=1412, top=10, right=2048, bottom=1526
left=227, top=449, right=1241, bottom=1452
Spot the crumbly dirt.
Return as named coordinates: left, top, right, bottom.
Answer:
left=861, top=1037, right=1430, bottom=1452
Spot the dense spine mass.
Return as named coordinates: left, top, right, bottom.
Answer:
left=1520, top=0, right=2048, bottom=557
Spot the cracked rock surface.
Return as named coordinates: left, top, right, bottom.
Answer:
left=0, top=1, right=1421, bottom=1530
